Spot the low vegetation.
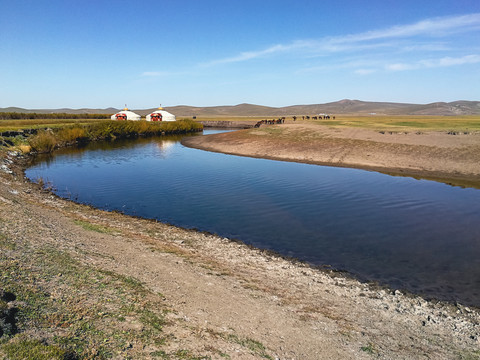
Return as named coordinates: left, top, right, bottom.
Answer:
left=25, top=119, right=203, bottom=153
left=0, top=118, right=107, bottom=132
left=0, top=227, right=205, bottom=359
left=309, top=114, right=480, bottom=131
left=0, top=112, right=111, bottom=120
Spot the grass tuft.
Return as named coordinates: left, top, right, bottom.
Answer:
left=28, top=130, right=57, bottom=153
left=226, top=334, right=273, bottom=359
left=2, top=338, right=71, bottom=360
left=361, top=343, right=376, bottom=354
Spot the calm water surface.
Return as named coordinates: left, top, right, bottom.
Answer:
left=26, top=130, right=480, bottom=307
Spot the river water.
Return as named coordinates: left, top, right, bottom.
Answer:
left=25, top=130, right=480, bottom=307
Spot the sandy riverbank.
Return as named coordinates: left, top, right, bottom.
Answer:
left=184, top=122, right=480, bottom=188
left=0, top=144, right=479, bottom=358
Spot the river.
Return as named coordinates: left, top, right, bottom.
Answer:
left=25, top=129, right=480, bottom=307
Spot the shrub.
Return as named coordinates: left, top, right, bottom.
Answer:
left=28, top=131, right=57, bottom=153
left=56, top=126, right=87, bottom=145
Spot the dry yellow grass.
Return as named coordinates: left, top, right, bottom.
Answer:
left=193, top=115, right=480, bottom=131
left=311, top=115, right=480, bottom=131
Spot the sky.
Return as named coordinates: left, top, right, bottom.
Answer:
left=1, top=0, right=480, bottom=109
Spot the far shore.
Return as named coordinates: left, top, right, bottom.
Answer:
left=185, top=121, right=480, bottom=188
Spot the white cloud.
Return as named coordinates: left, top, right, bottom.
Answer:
left=386, top=54, right=480, bottom=71
left=385, top=63, right=419, bottom=71
left=200, top=13, right=480, bottom=67
left=355, top=69, right=377, bottom=75
left=331, top=13, right=480, bottom=44
left=201, top=41, right=310, bottom=67
left=401, top=43, right=450, bottom=52
left=422, top=54, right=480, bottom=67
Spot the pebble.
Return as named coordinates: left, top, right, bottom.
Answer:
left=0, top=164, right=12, bottom=174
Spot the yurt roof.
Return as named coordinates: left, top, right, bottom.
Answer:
left=149, top=109, right=174, bottom=116
left=116, top=110, right=140, bottom=116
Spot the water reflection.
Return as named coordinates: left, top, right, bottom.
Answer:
left=26, top=130, right=480, bottom=307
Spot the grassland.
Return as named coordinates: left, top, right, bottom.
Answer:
left=1, top=114, right=480, bottom=358
left=192, top=114, right=480, bottom=131
left=307, top=114, right=480, bottom=131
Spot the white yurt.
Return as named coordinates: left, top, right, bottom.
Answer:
left=146, top=107, right=176, bottom=122
left=111, top=107, right=141, bottom=121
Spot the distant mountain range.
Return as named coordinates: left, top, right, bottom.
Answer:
left=2, top=100, right=480, bottom=116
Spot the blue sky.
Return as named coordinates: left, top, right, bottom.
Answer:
left=1, top=0, right=480, bottom=108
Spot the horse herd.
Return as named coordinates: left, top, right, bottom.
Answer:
left=254, top=115, right=335, bottom=128
left=254, top=118, right=286, bottom=127
left=298, top=115, right=335, bottom=120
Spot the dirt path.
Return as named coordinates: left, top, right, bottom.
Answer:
left=183, top=123, right=480, bottom=188
left=0, top=147, right=479, bottom=359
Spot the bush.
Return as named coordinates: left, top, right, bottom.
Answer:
left=28, top=131, right=57, bottom=153
left=56, top=127, right=88, bottom=145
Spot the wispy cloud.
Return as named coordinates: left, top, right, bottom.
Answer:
left=386, top=54, right=480, bottom=71
left=354, top=69, right=377, bottom=75
left=400, top=43, right=450, bottom=52
left=201, top=41, right=310, bottom=66
left=201, top=13, right=480, bottom=66
left=329, top=13, right=480, bottom=44
left=143, top=13, right=480, bottom=78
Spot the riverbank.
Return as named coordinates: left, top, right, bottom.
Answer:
left=1, top=147, right=479, bottom=358
left=183, top=121, right=480, bottom=188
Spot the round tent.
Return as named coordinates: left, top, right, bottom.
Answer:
left=111, top=107, right=141, bottom=121
left=146, top=107, right=176, bottom=122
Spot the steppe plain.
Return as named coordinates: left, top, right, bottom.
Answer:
left=1, top=112, right=480, bottom=359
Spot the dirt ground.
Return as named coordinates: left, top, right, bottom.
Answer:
left=183, top=122, right=480, bottom=188
left=1, top=126, right=480, bottom=358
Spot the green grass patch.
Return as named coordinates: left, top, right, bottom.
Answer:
left=361, top=342, right=376, bottom=354
left=0, top=233, right=16, bottom=250
left=2, top=338, right=71, bottom=360
left=226, top=334, right=273, bottom=359
left=458, top=349, right=480, bottom=360
left=73, top=219, right=115, bottom=234
left=140, top=309, right=166, bottom=332
left=172, top=349, right=211, bottom=359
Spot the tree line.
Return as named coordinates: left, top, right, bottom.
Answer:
left=0, top=112, right=111, bottom=120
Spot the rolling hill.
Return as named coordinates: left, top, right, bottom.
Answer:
left=1, top=100, right=479, bottom=117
